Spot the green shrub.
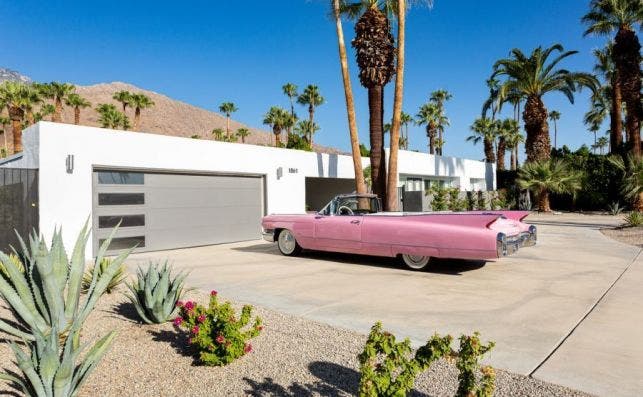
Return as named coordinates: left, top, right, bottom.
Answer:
left=466, top=191, right=476, bottom=211
left=607, top=201, right=623, bottom=216
left=624, top=212, right=643, bottom=227
left=0, top=327, right=115, bottom=397
left=477, top=190, right=486, bottom=210
left=448, top=188, right=466, bottom=212
left=0, top=224, right=131, bottom=341
left=491, top=190, right=510, bottom=210
left=455, top=332, right=496, bottom=397
left=82, top=258, right=127, bottom=294
left=174, top=291, right=262, bottom=366
left=126, top=261, right=188, bottom=324
left=428, top=186, right=448, bottom=211
left=358, top=322, right=452, bottom=397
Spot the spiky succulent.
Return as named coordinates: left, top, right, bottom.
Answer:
left=0, top=223, right=133, bottom=341
left=82, top=258, right=127, bottom=294
left=0, top=253, right=24, bottom=279
left=126, top=261, right=188, bottom=324
left=0, top=327, right=115, bottom=397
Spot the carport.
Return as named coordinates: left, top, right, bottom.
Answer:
left=305, top=177, right=356, bottom=211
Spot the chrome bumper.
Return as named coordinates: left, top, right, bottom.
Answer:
left=262, top=229, right=275, bottom=242
left=497, top=226, right=537, bottom=257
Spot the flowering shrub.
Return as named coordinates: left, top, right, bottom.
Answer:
left=175, top=290, right=262, bottom=366
left=456, top=332, right=496, bottom=397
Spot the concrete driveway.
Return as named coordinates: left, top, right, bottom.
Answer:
left=126, top=213, right=641, bottom=396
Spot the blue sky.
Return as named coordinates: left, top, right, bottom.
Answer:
left=0, top=0, right=607, bottom=161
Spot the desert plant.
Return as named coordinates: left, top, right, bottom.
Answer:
left=429, top=185, right=448, bottom=211
left=491, top=190, right=510, bottom=210
left=0, top=224, right=131, bottom=341
left=456, top=332, right=496, bottom=397
left=448, top=188, right=466, bottom=211
left=0, top=253, right=24, bottom=279
left=466, top=191, right=477, bottom=211
left=126, top=261, right=188, bottom=324
left=82, top=258, right=126, bottom=294
left=358, top=322, right=453, bottom=397
left=477, top=190, right=487, bottom=210
left=607, top=201, right=623, bottom=215
left=174, top=291, right=262, bottom=366
left=624, top=211, right=643, bottom=227
left=0, top=326, right=115, bottom=397
left=518, top=158, right=584, bottom=212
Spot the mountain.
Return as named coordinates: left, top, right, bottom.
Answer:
left=0, top=68, right=32, bottom=84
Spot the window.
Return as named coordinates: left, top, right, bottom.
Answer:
left=98, top=215, right=145, bottom=228
left=335, top=197, right=379, bottom=215
left=97, top=171, right=144, bottom=185
left=99, top=236, right=145, bottom=250
left=98, top=193, right=145, bottom=206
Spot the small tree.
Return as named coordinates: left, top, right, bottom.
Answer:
left=518, top=159, right=583, bottom=212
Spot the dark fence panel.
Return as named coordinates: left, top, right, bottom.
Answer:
left=0, top=168, right=39, bottom=253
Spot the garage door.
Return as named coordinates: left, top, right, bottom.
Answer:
left=92, top=169, right=264, bottom=255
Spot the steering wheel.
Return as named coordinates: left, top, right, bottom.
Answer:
left=338, top=206, right=354, bottom=216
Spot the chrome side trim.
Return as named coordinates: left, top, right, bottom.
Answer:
left=262, top=229, right=275, bottom=242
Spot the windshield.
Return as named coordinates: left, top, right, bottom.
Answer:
left=319, top=196, right=380, bottom=216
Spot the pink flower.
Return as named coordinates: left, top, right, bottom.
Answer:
left=197, top=314, right=206, bottom=323
left=191, top=325, right=200, bottom=334
left=244, top=343, right=252, bottom=353
left=210, top=290, right=218, bottom=296
left=215, top=335, right=225, bottom=344
left=173, top=317, right=183, bottom=326
left=184, top=301, right=195, bottom=310
left=175, top=300, right=184, bottom=308
left=187, top=337, right=193, bottom=344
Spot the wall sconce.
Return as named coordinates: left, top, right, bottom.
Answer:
left=276, top=166, right=283, bottom=180
left=65, top=154, right=74, bottom=174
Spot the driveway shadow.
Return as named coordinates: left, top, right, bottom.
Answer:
left=233, top=244, right=486, bottom=275
left=243, top=361, right=432, bottom=397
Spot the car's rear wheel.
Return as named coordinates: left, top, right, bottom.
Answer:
left=277, top=229, right=301, bottom=256
left=401, top=254, right=431, bottom=270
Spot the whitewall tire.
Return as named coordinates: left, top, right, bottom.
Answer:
left=401, top=254, right=431, bottom=270
left=277, top=229, right=301, bottom=256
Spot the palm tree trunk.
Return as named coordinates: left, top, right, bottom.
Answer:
left=538, top=189, right=551, bottom=212
left=26, top=112, right=35, bottom=126
left=274, top=127, right=281, bottom=147
left=438, top=130, right=443, bottom=156
left=74, top=107, right=80, bottom=125
left=515, top=146, right=519, bottom=168
left=523, top=95, right=550, bottom=162
left=10, top=120, right=22, bottom=153
left=483, top=138, right=496, bottom=163
left=428, top=126, right=435, bottom=155
left=53, top=98, right=63, bottom=123
left=385, top=0, right=405, bottom=212
left=553, top=121, right=557, bottom=150
left=497, top=137, right=506, bottom=170
left=510, top=149, right=516, bottom=171
left=615, top=27, right=641, bottom=158
left=308, top=105, right=314, bottom=144
left=134, top=108, right=141, bottom=130
left=226, top=116, right=230, bottom=138
left=610, top=76, right=624, bottom=153
left=368, top=85, right=387, bottom=202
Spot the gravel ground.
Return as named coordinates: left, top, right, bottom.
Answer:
left=600, top=226, right=643, bottom=248
left=0, top=290, right=592, bottom=397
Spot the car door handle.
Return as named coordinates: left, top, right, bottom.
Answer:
left=350, top=220, right=361, bottom=224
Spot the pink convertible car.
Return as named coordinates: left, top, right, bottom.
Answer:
left=261, top=194, right=536, bottom=270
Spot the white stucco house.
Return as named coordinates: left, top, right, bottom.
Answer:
left=0, top=122, right=495, bottom=258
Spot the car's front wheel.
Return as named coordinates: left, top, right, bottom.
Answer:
left=277, top=229, right=302, bottom=256
left=401, top=254, right=431, bottom=270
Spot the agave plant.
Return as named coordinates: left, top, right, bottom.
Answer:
left=607, top=201, right=623, bottom=216
left=0, top=326, right=115, bottom=397
left=0, top=253, right=24, bottom=279
left=0, top=223, right=133, bottom=341
left=82, top=258, right=127, bottom=294
left=126, top=261, right=188, bottom=324
left=624, top=211, right=643, bottom=228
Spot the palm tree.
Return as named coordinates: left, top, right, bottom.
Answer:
left=236, top=127, right=250, bottom=143
left=297, top=85, right=325, bottom=145
left=468, top=117, right=497, bottom=163
left=429, top=89, right=452, bottom=155
left=596, top=136, right=609, bottom=154
left=609, top=153, right=643, bottom=210
left=128, top=93, right=154, bottom=130
left=0, top=81, right=28, bottom=152
left=504, top=123, right=524, bottom=170
left=415, top=102, right=446, bottom=155
left=0, top=116, right=10, bottom=154
left=39, top=82, right=75, bottom=123
left=497, top=118, right=519, bottom=170
left=212, top=128, right=225, bottom=141
left=588, top=123, right=601, bottom=153
left=39, top=103, right=56, bottom=122
left=492, top=44, right=598, bottom=162
left=19, top=85, right=43, bottom=126
left=332, top=0, right=367, bottom=195
left=263, top=106, right=290, bottom=147
left=349, top=1, right=395, bottom=202
left=282, top=83, right=298, bottom=116
left=96, top=104, right=129, bottom=130
left=65, top=93, right=91, bottom=125
left=592, top=45, right=624, bottom=152
left=518, top=159, right=583, bottom=212
left=548, top=110, right=561, bottom=149
left=218, top=102, right=238, bottom=138
left=112, top=90, right=132, bottom=114
left=583, top=0, right=642, bottom=157
left=400, top=111, right=412, bottom=149
left=295, top=120, right=320, bottom=149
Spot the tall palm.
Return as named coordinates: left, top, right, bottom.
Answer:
left=596, top=136, right=609, bottom=154
left=112, top=90, right=132, bottom=114
left=263, top=106, right=289, bottom=147
left=429, top=89, right=452, bottom=155
left=39, top=82, right=75, bottom=123
left=128, top=93, right=155, bottom=130
left=492, top=44, right=598, bottom=162
left=583, top=0, right=642, bottom=157
left=415, top=102, right=446, bottom=155
left=518, top=159, right=583, bottom=212
left=548, top=110, right=561, bottom=149
left=96, top=104, right=129, bottom=130
left=295, top=120, right=320, bottom=148
left=504, top=123, right=524, bottom=170
left=400, top=111, right=412, bottom=149
left=218, top=102, right=238, bottom=138
left=592, top=44, right=624, bottom=152
left=39, top=103, right=56, bottom=122
left=0, top=81, right=28, bottom=152
left=19, top=85, right=43, bottom=125
left=588, top=123, right=601, bottom=152
left=236, top=127, right=250, bottom=143
left=297, top=85, right=325, bottom=145
left=348, top=1, right=395, bottom=202
left=482, top=77, right=502, bottom=120
left=497, top=118, right=518, bottom=170
left=65, top=93, right=91, bottom=125
left=468, top=117, right=497, bottom=163
left=584, top=94, right=608, bottom=152
left=331, top=0, right=367, bottom=195
left=282, top=83, right=298, bottom=117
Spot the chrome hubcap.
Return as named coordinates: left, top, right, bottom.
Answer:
left=278, top=230, right=296, bottom=254
left=403, top=254, right=430, bottom=269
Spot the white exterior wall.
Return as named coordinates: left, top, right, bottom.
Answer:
left=13, top=122, right=494, bottom=258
